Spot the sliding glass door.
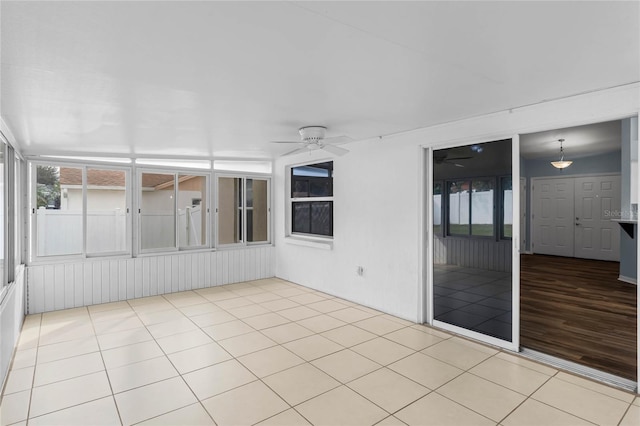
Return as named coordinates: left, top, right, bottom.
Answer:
left=429, top=137, right=520, bottom=350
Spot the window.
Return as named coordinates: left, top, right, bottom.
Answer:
left=501, top=176, right=513, bottom=239
left=290, top=161, right=333, bottom=237
left=447, top=178, right=495, bottom=237
left=433, top=181, right=443, bottom=237
left=217, top=176, right=270, bottom=246
left=1, top=141, right=18, bottom=287
left=139, top=171, right=209, bottom=252
left=31, top=162, right=131, bottom=259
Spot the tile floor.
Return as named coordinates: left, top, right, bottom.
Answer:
left=1, top=277, right=638, bottom=426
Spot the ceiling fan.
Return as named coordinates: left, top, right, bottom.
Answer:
left=270, top=126, right=352, bottom=156
left=433, top=151, right=472, bottom=167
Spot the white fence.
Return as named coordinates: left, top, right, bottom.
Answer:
left=433, top=190, right=513, bottom=226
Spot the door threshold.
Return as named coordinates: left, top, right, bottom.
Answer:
left=520, top=348, right=637, bottom=393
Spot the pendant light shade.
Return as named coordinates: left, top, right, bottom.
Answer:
left=551, top=139, right=572, bottom=169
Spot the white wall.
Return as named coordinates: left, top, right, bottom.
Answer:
left=1, top=266, right=25, bottom=389
left=274, top=83, right=640, bottom=322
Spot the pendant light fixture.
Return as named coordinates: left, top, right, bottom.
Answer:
left=550, top=138, right=572, bottom=169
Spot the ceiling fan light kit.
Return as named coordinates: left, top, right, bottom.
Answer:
left=550, top=138, right=573, bottom=169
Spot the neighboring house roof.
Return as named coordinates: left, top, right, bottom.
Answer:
left=60, top=168, right=174, bottom=188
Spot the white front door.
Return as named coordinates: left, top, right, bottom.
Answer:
left=574, top=176, right=621, bottom=261
left=532, top=178, right=574, bottom=257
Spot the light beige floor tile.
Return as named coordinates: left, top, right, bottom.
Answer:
left=272, top=287, right=309, bottom=298
left=352, top=337, right=415, bottom=365
left=156, top=329, right=212, bottom=354
left=202, top=319, right=254, bottom=340
left=130, top=300, right=176, bottom=315
left=312, top=349, right=381, bottom=383
left=409, top=324, right=452, bottom=339
left=260, top=322, right=315, bottom=344
left=29, top=371, right=112, bottom=418
left=278, top=306, right=322, bottom=321
left=96, top=326, right=153, bottom=351
left=11, top=348, right=37, bottom=369
left=190, top=310, right=236, bottom=327
left=437, top=373, right=527, bottom=422
left=384, top=327, right=444, bottom=351
left=92, top=316, right=145, bottom=335
left=263, top=363, right=340, bottom=406
left=202, top=290, right=240, bottom=302
left=238, top=345, right=305, bottom=378
left=283, top=334, right=344, bottom=361
left=531, top=377, right=630, bottom=425
left=114, top=377, right=198, bottom=425
left=388, top=352, right=462, bottom=390
left=101, top=340, right=164, bottom=369
left=34, top=352, right=104, bottom=387
left=261, top=298, right=300, bottom=312
left=36, top=336, right=100, bottom=364
left=395, top=392, right=494, bottom=426
left=494, top=351, right=558, bottom=376
left=469, top=356, right=552, bottom=396
left=297, top=314, right=347, bottom=333
left=321, top=324, right=377, bottom=347
left=375, top=415, right=408, bottom=426
left=164, top=293, right=208, bottom=307
left=88, top=300, right=130, bottom=313
left=3, top=366, right=34, bottom=394
left=306, top=299, right=349, bottom=313
left=138, top=403, right=215, bottom=425
left=202, top=380, right=289, bottom=425
left=243, top=312, right=290, bottom=330
left=214, top=296, right=254, bottom=310
left=147, top=317, right=199, bottom=339
left=329, top=307, right=378, bottom=323
left=108, top=356, right=178, bottom=393
left=620, top=403, right=640, bottom=426
left=353, top=315, right=407, bottom=335
left=348, top=368, right=429, bottom=413
left=89, top=307, right=136, bottom=323
left=137, top=308, right=185, bottom=326
left=256, top=409, right=311, bottom=426
left=127, top=295, right=167, bottom=307
left=38, top=322, right=95, bottom=346
left=555, top=371, right=636, bottom=403
left=183, top=359, right=257, bottom=400
left=41, top=307, right=89, bottom=323
left=383, top=315, right=414, bottom=327
left=633, top=396, right=640, bottom=406
left=246, top=292, right=283, bottom=304
left=179, top=302, right=221, bottom=317
left=0, top=389, right=30, bottom=425
left=217, top=331, right=276, bottom=357
left=288, top=293, right=327, bottom=305
left=502, top=398, right=593, bottom=426
left=230, top=286, right=266, bottom=297
left=421, top=337, right=497, bottom=370
left=296, top=385, right=388, bottom=426
left=28, top=396, right=120, bottom=426
left=168, top=342, right=233, bottom=374
left=17, top=327, right=40, bottom=349
left=227, top=303, right=271, bottom=319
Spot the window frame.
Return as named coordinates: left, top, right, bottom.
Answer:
left=29, top=160, right=133, bottom=263
left=137, top=168, right=211, bottom=254
left=215, top=173, right=271, bottom=248
left=286, top=160, right=334, bottom=240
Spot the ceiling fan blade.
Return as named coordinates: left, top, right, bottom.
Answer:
left=270, top=140, right=302, bottom=144
left=454, top=163, right=465, bottom=168
left=322, top=135, right=353, bottom=145
left=321, top=144, right=349, bottom=156
left=281, top=147, right=309, bottom=157
left=447, top=156, right=473, bottom=161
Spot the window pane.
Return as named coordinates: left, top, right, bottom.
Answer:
left=178, top=175, right=207, bottom=248
left=471, top=179, right=495, bottom=236
left=247, top=179, right=268, bottom=243
left=448, top=180, right=470, bottom=235
left=433, top=182, right=442, bottom=236
left=502, top=177, right=513, bottom=238
left=36, top=165, right=83, bottom=256
left=311, top=202, right=333, bottom=236
left=86, top=168, right=127, bottom=254
left=291, top=161, right=332, bottom=197
left=292, top=202, right=310, bottom=234
left=218, top=177, right=242, bottom=244
left=140, top=173, right=175, bottom=250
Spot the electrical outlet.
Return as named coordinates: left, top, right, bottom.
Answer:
left=357, top=266, right=364, bottom=276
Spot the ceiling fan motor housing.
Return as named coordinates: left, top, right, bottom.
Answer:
left=299, top=126, right=327, bottom=142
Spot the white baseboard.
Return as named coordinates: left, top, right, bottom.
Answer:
left=618, top=275, right=637, bottom=285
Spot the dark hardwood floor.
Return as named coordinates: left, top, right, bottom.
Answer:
left=520, top=254, right=637, bottom=381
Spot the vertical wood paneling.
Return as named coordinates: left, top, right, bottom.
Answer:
left=26, top=247, right=275, bottom=313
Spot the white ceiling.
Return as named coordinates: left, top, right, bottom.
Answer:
left=1, top=1, right=638, bottom=159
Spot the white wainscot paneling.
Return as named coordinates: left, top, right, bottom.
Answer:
left=26, top=246, right=275, bottom=314
left=434, top=237, right=512, bottom=272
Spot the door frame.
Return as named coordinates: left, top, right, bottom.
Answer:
left=422, top=135, right=520, bottom=352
